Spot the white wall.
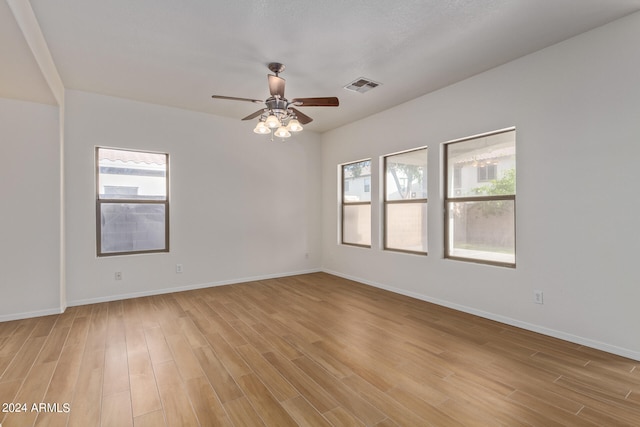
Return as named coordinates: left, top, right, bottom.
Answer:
left=0, top=97, right=61, bottom=319
left=64, top=90, right=322, bottom=305
left=321, top=12, right=640, bottom=360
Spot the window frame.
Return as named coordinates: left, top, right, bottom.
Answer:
left=443, top=128, right=516, bottom=268
left=341, top=159, right=372, bottom=248
left=383, top=147, right=428, bottom=255
left=96, top=147, right=170, bottom=257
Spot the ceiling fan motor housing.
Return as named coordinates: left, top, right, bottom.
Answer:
left=266, top=97, right=289, bottom=114
left=268, top=62, right=286, bottom=75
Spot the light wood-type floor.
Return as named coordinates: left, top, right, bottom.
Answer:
left=1, top=272, right=639, bottom=426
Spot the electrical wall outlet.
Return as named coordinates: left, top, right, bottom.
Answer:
left=533, top=290, right=544, bottom=304
left=176, top=264, right=183, bottom=273
left=115, top=272, right=122, bottom=281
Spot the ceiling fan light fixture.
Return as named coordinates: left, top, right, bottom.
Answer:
left=211, top=63, right=340, bottom=140
left=274, top=126, right=291, bottom=138
left=265, top=114, right=280, bottom=128
left=287, top=119, right=303, bottom=132
left=253, top=121, right=270, bottom=134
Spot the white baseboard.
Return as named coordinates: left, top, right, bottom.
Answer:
left=322, top=269, right=640, bottom=362
left=66, top=268, right=322, bottom=307
left=0, top=307, right=64, bottom=323
left=0, top=269, right=321, bottom=322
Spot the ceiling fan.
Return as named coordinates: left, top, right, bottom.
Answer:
left=211, top=62, right=339, bottom=137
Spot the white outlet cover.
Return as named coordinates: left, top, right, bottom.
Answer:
left=533, top=290, right=544, bottom=304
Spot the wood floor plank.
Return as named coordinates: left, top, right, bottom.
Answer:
left=235, top=343, right=299, bottom=402
left=192, top=345, right=244, bottom=403
left=507, top=390, right=597, bottom=426
left=143, top=326, right=173, bottom=366
left=153, top=360, right=200, bottom=426
left=125, top=328, right=148, bottom=360
left=262, top=351, right=339, bottom=414
left=323, top=406, right=366, bottom=427
left=200, top=304, right=247, bottom=348
left=126, top=326, right=162, bottom=418
left=201, top=331, right=252, bottom=378
left=578, top=405, right=640, bottom=426
left=250, top=322, right=303, bottom=360
left=0, top=353, right=13, bottom=378
left=312, top=336, right=396, bottom=391
left=164, top=333, right=204, bottom=381
left=35, top=325, right=70, bottom=364
left=0, top=319, right=38, bottom=357
left=0, top=272, right=638, bottom=426
left=177, top=316, right=209, bottom=349
left=4, top=360, right=57, bottom=427
left=385, top=381, right=454, bottom=424
left=285, top=334, right=354, bottom=379
left=235, top=373, right=298, bottom=427
left=103, top=338, right=130, bottom=396
left=129, top=371, right=162, bottom=418
left=554, top=375, right=640, bottom=424
left=228, top=318, right=274, bottom=354
left=1, top=336, right=46, bottom=381
left=133, top=410, right=166, bottom=427
left=184, top=376, right=233, bottom=427
left=34, top=409, right=72, bottom=427
left=293, top=355, right=386, bottom=425
left=37, top=343, right=84, bottom=425
left=436, top=396, right=530, bottom=427
left=280, top=395, right=333, bottom=427
left=0, top=379, right=23, bottom=425
left=67, top=350, right=104, bottom=427
left=134, top=297, right=161, bottom=331
left=481, top=359, right=585, bottom=414
left=0, top=320, right=20, bottom=338
left=223, top=396, right=266, bottom=427
left=342, top=373, right=446, bottom=426
left=31, top=315, right=58, bottom=338
left=64, top=315, right=90, bottom=349
left=101, top=390, right=133, bottom=427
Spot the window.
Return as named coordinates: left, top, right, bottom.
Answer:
left=384, top=147, right=428, bottom=254
left=444, top=129, right=516, bottom=267
left=341, top=159, right=371, bottom=247
left=96, top=147, right=169, bottom=256
left=477, top=163, right=497, bottom=182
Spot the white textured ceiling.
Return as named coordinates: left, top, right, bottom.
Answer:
left=4, top=0, right=640, bottom=132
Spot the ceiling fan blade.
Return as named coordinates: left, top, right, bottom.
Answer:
left=242, top=109, right=266, bottom=121
left=211, top=95, right=263, bottom=104
left=291, top=108, right=313, bottom=125
left=268, top=75, right=285, bottom=98
left=291, top=97, right=339, bottom=107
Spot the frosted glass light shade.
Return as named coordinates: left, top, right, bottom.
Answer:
left=287, top=119, right=303, bottom=132
left=274, top=126, right=291, bottom=138
left=253, top=121, right=270, bottom=134
left=265, top=114, right=280, bottom=128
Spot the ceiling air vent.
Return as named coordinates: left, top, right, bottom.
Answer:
left=343, top=77, right=381, bottom=94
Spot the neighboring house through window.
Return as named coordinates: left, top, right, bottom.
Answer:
left=341, top=159, right=371, bottom=247
left=444, top=128, right=516, bottom=267
left=96, top=147, right=169, bottom=256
